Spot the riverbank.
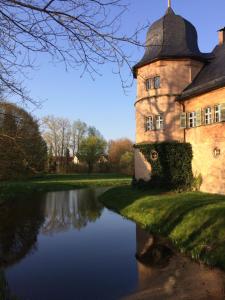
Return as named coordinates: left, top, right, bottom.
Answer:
left=100, top=186, right=225, bottom=270
left=0, top=173, right=131, bottom=204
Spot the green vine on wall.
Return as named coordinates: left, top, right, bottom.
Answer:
left=134, top=141, right=193, bottom=191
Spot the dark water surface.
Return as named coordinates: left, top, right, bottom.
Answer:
left=1, top=188, right=225, bottom=300
left=0, top=188, right=139, bottom=300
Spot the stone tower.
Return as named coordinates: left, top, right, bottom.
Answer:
left=133, top=7, right=210, bottom=181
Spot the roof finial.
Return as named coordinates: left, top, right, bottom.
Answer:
left=168, top=0, right=171, bottom=8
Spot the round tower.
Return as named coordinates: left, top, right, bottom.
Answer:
left=134, top=7, right=209, bottom=180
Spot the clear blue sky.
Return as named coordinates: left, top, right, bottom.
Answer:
left=19, top=0, right=225, bottom=141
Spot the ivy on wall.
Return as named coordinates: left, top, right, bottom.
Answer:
left=134, top=141, right=193, bottom=191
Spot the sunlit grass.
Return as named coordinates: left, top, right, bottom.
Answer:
left=100, top=186, right=225, bottom=269
left=0, top=173, right=131, bottom=204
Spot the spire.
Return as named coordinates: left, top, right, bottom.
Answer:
left=168, top=0, right=171, bottom=8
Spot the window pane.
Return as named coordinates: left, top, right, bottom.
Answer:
left=189, top=112, right=196, bottom=128
left=214, top=105, right=221, bottom=122
left=205, top=107, right=212, bottom=125
left=145, top=116, right=154, bottom=131
left=154, top=76, right=160, bottom=89
left=156, top=114, right=163, bottom=130
left=145, top=79, right=151, bottom=91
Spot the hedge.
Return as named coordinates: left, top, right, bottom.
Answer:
left=134, top=141, right=193, bottom=191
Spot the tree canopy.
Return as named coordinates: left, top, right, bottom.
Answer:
left=77, top=135, right=107, bottom=173
left=0, top=102, right=47, bottom=179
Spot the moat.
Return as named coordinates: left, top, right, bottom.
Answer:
left=0, top=188, right=224, bottom=300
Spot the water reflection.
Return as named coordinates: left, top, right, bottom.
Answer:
left=42, top=189, right=104, bottom=234
left=127, top=225, right=225, bottom=300
left=0, top=188, right=105, bottom=269
left=135, top=226, right=174, bottom=292
left=0, top=196, right=45, bottom=269
left=0, top=190, right=224, bottom=300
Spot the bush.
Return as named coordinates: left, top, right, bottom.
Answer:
left=134, top=141, right=193, bottom=191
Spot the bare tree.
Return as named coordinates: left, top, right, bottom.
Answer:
left=0, top=0, right=144, bottom=103
left=42, top=115, right=62, bottom=157
left=71, top=120, right=87, bottom=156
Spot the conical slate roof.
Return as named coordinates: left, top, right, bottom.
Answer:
left=133, top=8, right=211, bottom=77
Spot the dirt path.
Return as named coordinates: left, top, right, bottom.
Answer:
left=123, top=227, right=225, bottom=300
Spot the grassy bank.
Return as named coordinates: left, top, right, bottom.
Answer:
left=100, top=186, right=225, bottom=270
left=0, top=173, right=131, bottom=204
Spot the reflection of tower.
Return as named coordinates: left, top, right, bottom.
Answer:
left=133, top=225, right=225, bottom=300
left=136, top=225, right=155, bottom=291
left=135, top=225, right=173, bottom=291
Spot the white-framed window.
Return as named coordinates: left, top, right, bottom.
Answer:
left=204, top=107, right=212, bottom=124
left=214, top=105, right=221, bottom=123
left=188, top=112, right=197, bottom=128
left=145, top=79, right=151, bottom=91
left=145, top=116, right=154, bottom=131
left=156, top=114, right=164, bottom=130
left=154, top=76, right=160, bottom=89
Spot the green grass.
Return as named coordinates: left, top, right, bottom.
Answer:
left=100, top=186, right=225, bottom=270
left=0, top=173, right=131, bottom=204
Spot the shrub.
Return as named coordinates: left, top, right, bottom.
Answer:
left=134, top=141, right=193, bottom=191
left=192, top=173, right=203, bottom=191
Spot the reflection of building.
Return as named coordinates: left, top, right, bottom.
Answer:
left=135, top=225, right=172, bottom=291
left=133, top=225, right=224, bottom=300
left=134, top=4, right=225, bottom=194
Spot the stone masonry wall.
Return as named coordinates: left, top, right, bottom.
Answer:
left=135, top=59, right=203, bottom=182
left=184, top=87, right=225, bottom=194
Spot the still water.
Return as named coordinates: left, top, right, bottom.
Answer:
left=0, top=188, right=224, bottom=300
left=0, top=188, right=141, bottom=300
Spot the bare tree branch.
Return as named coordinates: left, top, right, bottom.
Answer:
left=0, top=0, right=146, bottom=103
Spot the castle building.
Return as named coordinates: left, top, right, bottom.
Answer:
left=133, top=5, right=225, bottom=194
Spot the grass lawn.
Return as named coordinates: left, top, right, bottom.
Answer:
left=100, top=186, right=225, bottom=270
left=0, top=173, right=131, bottom=204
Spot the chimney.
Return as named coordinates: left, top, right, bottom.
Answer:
left=218, top=27, right=225, bottom=45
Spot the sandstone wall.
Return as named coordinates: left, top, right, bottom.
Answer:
left=185, top=88, right=225, bottom=194
left=135, top=59, right=225, bottom=194
left=135, top=59, right=203, bottom=144
left=135, top=149, right=151, bottom=181
left=135, top=59, right=203, bottom=180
